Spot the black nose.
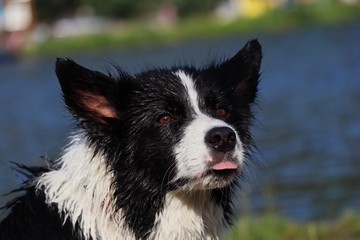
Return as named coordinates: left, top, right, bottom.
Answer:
left=205, top=127, right=237, bottom=153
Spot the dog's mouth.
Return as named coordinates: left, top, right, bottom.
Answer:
left=171, top=158, right=241, bottom=190
left=206, top=161, right=239, bottom=183
left=210, top=161, right=238, bottom=176
left=212, top=161, right=238, bottom=171
left=170, top=163, right=238, bottom=190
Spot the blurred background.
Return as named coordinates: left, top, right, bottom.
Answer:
left=1, top=0, right=360, bottom=238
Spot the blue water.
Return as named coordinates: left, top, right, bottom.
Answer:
left=1, top=22, right=360, bottom=221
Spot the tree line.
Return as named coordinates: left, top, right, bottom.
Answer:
left=35, top=0, right=222, bottom=22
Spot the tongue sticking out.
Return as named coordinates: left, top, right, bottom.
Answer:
left=212, top=161, right=238, bottom=171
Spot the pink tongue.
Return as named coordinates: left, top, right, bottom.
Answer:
left=212, top=162, right=237, bottom=170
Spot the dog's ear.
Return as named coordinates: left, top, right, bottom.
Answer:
left=216, top=39, right=262, bottom=104
left=55, top=58, right=123, bottom=126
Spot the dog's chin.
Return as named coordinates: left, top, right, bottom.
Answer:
left=177, top=168, right=239, bottom=191
left=203, top=169, right=239, bottom=189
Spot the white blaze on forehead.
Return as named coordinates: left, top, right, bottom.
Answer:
left=175, top=70, right=202, bottom=115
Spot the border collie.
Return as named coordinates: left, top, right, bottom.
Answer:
left=0, top=40, right=262, bottom=240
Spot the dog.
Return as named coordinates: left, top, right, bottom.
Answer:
left=0, top=40, right=262, bottom=240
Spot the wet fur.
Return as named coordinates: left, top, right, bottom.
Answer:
left=0, top=40, right=262, bottom=240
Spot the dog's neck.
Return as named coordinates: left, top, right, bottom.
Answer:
left=36, top=134, right=225, bottom=240
left=152, top=191, right=224, bottom=240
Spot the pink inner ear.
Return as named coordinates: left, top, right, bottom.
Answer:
left=78, top=91, right=118, bottom=121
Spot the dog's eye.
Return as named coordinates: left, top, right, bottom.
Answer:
left=215, top=107, right=228, bottom=118
left=158, top=114, right=174, bottom=124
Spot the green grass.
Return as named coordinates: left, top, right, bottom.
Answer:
left=22, top=3, right=360, bottom=57
left=224, top=211, right=360, bottom=240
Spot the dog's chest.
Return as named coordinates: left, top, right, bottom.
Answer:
left=151, top=191, right=224, bottom=240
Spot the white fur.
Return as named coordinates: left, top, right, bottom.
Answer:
left=36, top=133, right=132, bottom=240
left=174, top=70, right=244, bottom=189
left=151, top=191, right=224, bottom=240
left=176, top=70, right=203, bottom=115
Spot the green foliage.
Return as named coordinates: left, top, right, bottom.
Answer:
left=224, top=212, right=360, bottom=240
left=168, top=0, right=221, bottom=17
left=34, top=0, right=81, bottom=22
left=34, top=0, right=222, bottom=21
left=82, top=0, right=139, bottom=18
left=24, top=2, right=360, bottom=56
left=81, top=0, right=222, bottom=18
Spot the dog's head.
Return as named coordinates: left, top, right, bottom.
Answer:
left=56, top=40, right=261, bottom=193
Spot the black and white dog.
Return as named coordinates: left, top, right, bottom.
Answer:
left=0, top=40, right=262, bottom=240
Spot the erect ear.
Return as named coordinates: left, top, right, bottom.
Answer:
left=55, top=58, right=122, bottom=126
left=217, top=39, right=262, bottom=104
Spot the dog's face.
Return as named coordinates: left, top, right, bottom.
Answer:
left=56, top=40, right=261, bottom=193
